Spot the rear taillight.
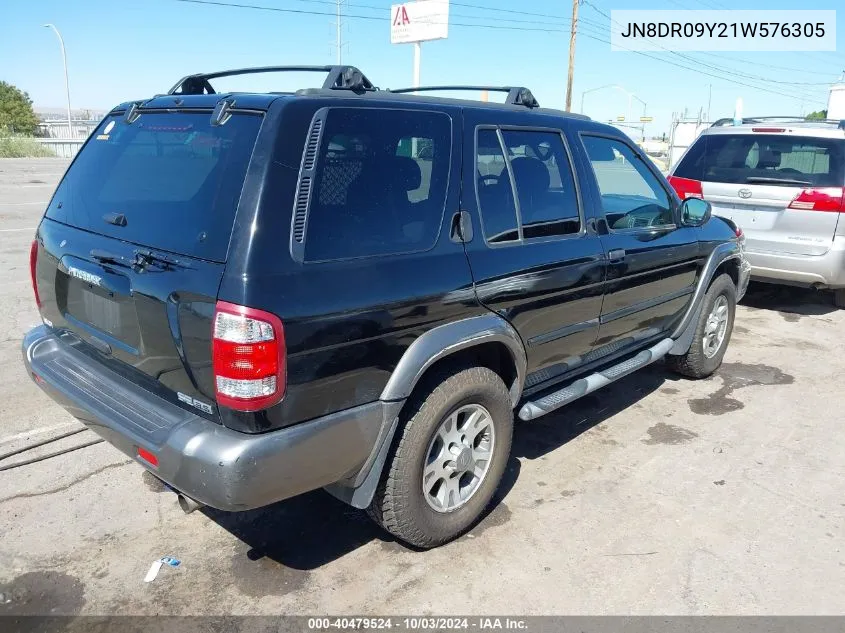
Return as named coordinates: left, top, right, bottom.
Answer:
left=30, top=239, right=41, bottom=309
left=787, top=187, right=845, bottom=212
left=751, top=127, right=785, bottom=133
left=212, top=301, right=286, bottom=412
left=667, top=175, right=703, bottom=199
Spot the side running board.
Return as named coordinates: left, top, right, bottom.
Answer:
left=518, top=338, right=674, bottom=421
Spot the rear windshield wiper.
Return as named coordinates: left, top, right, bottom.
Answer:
left=90, top=249, right=134, bottom=269
left=133, top=248, right=193, bottom=270
left=745, top=176, right=812, bottom=186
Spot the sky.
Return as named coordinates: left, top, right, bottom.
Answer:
left=1, top=0, right=844, bottom=135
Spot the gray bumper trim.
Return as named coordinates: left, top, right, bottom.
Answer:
left=22, top=325, right=394, bottom=512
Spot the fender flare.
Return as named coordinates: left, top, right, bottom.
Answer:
left=669, top=241, right=743, bottom=355
left=380, top=312, right=527, bottom=407
left=325, top=313, right=527, bottom=509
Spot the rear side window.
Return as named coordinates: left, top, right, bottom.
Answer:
left=501, top=130, right=581, bottom=239
left=303, top=108, right=451, bottom=261
left=581, top=135, right=674, bottom=230
left=475, top=129, right=519, bottom=243
left=475, top=128, right=581, bottom=243
left=46, top=112, right=262, bottom=262
left=675, top=134, right=845, bottom=187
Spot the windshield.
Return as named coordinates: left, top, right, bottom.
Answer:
left=46, top=111, right=262, bottom=262
left=675, top=133, right=845, bottom=187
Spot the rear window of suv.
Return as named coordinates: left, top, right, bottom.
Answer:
left=674, top=133, right=845, bottom=187
left=46, top=111, right=262, bottom=262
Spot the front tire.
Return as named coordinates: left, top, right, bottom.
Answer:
left=667, top=273, right=736, bottom=379
left=368, top=365, right=513, bottom=549
left=833, top=288, right=845, bottom=309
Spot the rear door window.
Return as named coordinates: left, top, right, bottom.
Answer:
left=500, top=130, right=581, bottom=239
left=475, top=129, right=519, bottom=243
left=675, top=134, right=845, bottom=187
left=47, top=112, right=261, bottom=262
left=303, top=108, right=451, bottom=262
left=475, top=128, right=581, bottom=243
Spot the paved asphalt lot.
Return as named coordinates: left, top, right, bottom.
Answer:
left=1, top=158, right=844, bottom=616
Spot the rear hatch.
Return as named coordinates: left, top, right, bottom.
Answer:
left=33, top=108, right=263, bottom=419
left=671, top=131, right=845, bottom=256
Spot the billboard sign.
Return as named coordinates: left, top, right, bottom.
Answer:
left=391, top=1, right=449, bottom=44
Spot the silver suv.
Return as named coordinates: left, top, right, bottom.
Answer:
left=669, top=117, right=845, bottom=306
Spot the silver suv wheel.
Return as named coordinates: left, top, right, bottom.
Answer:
left=422, top=403, right=495, bottom=513
left=703, top=294, right=730, bottom=358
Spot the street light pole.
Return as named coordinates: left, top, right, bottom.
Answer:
left=42, top=24, right=72, bottom=138
left=580, top=83, right=620, bottom=114
left=630, top=94, right=647, bottom=141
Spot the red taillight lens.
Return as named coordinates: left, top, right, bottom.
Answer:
left=30, top=239, right=41, bottom=309
left=212, top=301, right=286, bottom=412
left=668, top=175, right=703, bottom=199
left=751, top=127, right=785, bottom=133
left=787, top=187, right=845, bottom=212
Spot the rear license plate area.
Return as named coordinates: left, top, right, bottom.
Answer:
left=65, top=281, right=141, bottom=348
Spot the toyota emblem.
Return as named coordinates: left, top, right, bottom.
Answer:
left=738, top=188, right=752, bottom=199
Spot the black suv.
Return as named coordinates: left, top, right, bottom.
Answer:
left=23, top=66, right=749, bottom=548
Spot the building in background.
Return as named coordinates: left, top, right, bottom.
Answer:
left=828, top=77, right=845, bottom=120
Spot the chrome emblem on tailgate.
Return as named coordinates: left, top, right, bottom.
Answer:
left=67, top=267, right=102, bottom=287
left=737, top=188, right=752, bottom=199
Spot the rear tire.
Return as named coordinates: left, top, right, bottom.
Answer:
left=833, top=288, right=845, bottom=309
left=367, top=365, right=513, bottom=549
left=667, top=273, right=736, bottom=379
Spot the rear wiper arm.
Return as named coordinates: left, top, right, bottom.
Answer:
left=745, top=176, right=812, bottom=186
left=90, top=249, right=134, bottom=269
left=133, top=248, right=193, bottom=270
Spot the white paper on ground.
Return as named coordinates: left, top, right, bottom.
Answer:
left=144, top=560, right=163, bottom=583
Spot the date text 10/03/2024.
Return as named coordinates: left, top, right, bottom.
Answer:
left=307, top=617, right=528, bottom=630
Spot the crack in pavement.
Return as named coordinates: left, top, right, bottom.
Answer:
left=0, top=459, right=133, bottom=504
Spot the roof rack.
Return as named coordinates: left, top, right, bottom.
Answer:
left=387, top=85, right=540, bottom=109
left=167, top=65, right=376, bottom=96
left=712, top=116, right=822, bottom=127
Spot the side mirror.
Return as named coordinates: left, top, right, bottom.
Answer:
left=680, top=197, right=711, bottom=227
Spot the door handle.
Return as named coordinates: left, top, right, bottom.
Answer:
left=607, top=248, right=626, bottom=262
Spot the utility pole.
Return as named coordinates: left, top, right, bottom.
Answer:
left=565, top=0, right=578, bottom=112
left=334, top=0, right=344, bottom=64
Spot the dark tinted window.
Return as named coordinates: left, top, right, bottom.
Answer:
left=304, top=108, right=451, bottom=261
left=675, top=133, right=845, bottom=187
left=582, top=135, right=674, bottom=230
left=46, top=112, right=261, bottom=262
left=476, top=129, right=519, bottom=243
left=501, top=130, right=581, bottom=238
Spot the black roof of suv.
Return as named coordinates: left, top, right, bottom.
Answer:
left=24, top=64, right=748, bottom=548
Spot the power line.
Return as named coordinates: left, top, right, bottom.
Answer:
left=575, top=24, right=824, bottom=105
left=173, top=0, right=571, bottom=33
left=171, top=0, right=829, bottom=106
left=265, top=0, right=574, bottom=27
left=579, top=4, right=833, bottom=87
left=686, top=51, right=845, bottom=78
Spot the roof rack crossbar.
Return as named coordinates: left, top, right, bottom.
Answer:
left=710, top=115, right=828, bottom=127
left=387, top=85, right=540, bottom=108
left=168, top=65, right=376, bottom=96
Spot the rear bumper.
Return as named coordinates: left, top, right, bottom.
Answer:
left=746, top=237, right=845, bottom=289
left=22, top=325, right=397, bottom=512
